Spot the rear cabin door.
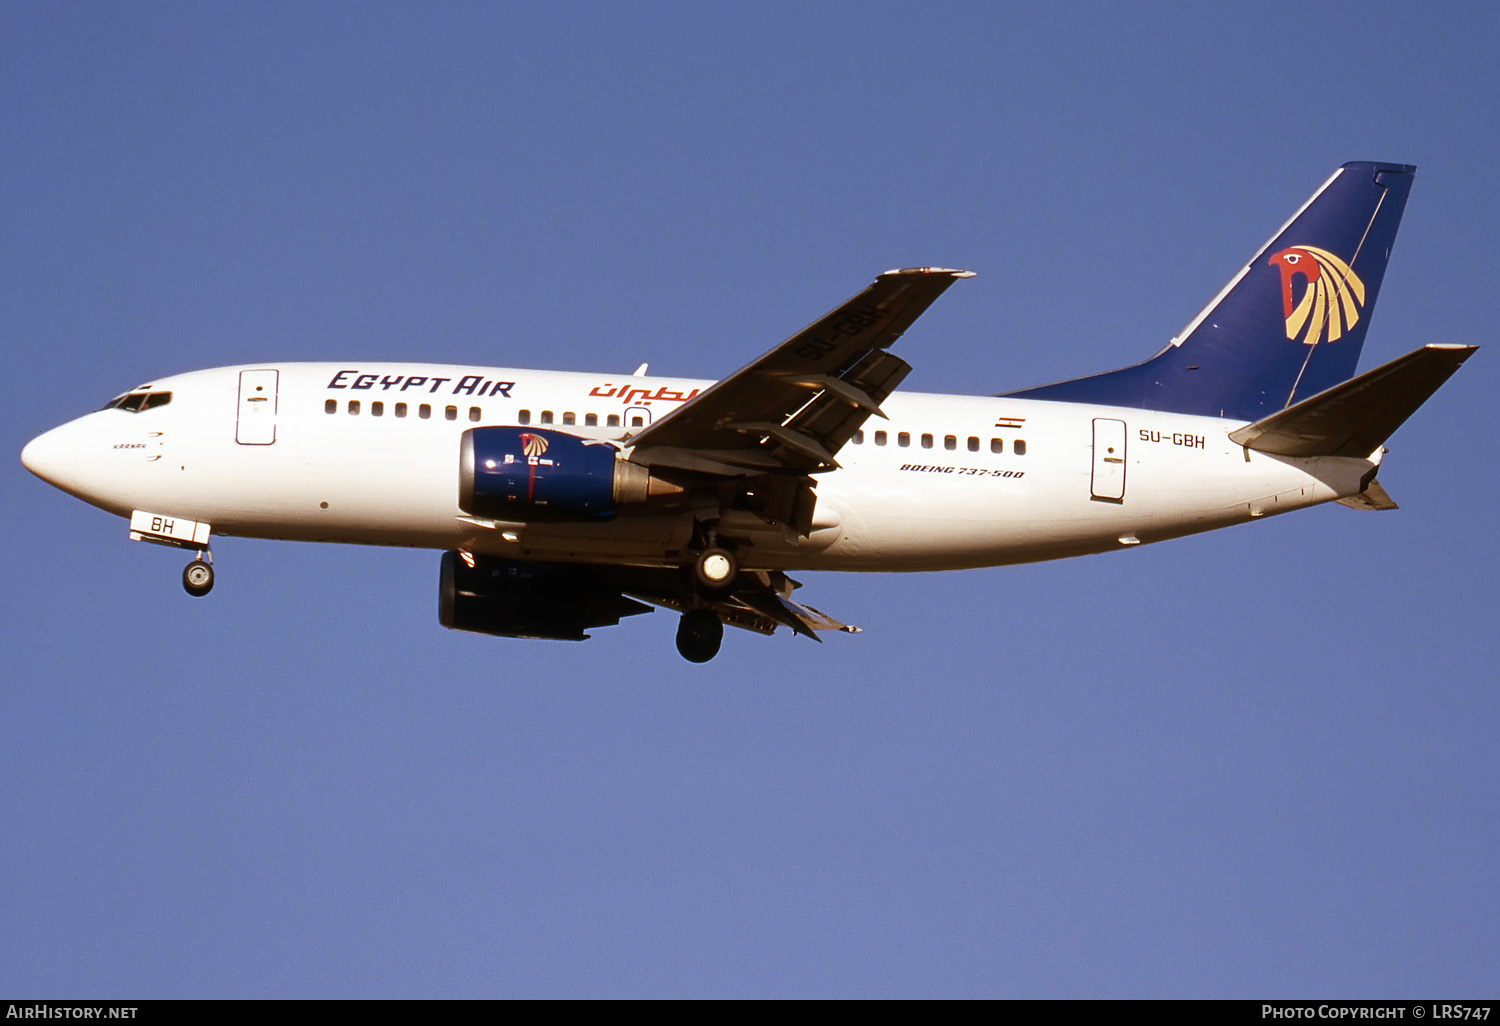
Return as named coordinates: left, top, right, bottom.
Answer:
left=236, top=369, right=279, bottom=445
left=1090, top=417, right=1126, bottom=503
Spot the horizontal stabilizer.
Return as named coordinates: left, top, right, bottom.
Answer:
left=1228, top=344, right=1477, bottom=457
left=1337, top=479, right=1399, bottom=511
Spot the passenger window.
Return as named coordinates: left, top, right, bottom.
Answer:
left=1014, top=439, right=1027, bottom=455
left=585, top=413, right=598, bottom=427
left=444, top=405, right=457, bottom=421
left=607, top=414, right=620, bottom=428
left=990, top=438, right=1003, bottom=453
left=898, top=432, right=910, bottom=447
left=371, top=401, right=384, bottom=417
left=419, top=404, right=431, bottom=419
left=395, top=402, right=407, bottom=418
left=563, top=412, right=576, bottom=426
left=469, top=407, right=481, bottom=423
left=874, top=430, right=887, bottom=446
left=968, top=436, right=979, bottom=452
left=541, top=411, right=553, bottom=425
left=853, top=430, right=864, bottom=444
left=518, top=409, right=530, bottom=425
left=921, top=433, right=933, bottom=448
left=325, top=399, right=337, bottom=414
left=348, top=400, right=360, bottom=415
left=631, top=415, right=644, bottom=427
left=944, top=435, right=957, bottom=450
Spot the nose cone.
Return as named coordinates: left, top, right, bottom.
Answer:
left=21, top=423, right=79, bottom=490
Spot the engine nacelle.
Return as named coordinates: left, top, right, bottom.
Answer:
left=438, top=550, right=651, bottom=641
left=459, top=427, right=679, bottom=522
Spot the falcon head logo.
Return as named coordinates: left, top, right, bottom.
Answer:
left=1268, top=246, right=1366, bottom=346
left=520, top=432, right=549, bottom=458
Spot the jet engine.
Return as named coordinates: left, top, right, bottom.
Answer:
left=458, top=426, right=680, bottom=521
left=438, top=550, right=652, bottom=641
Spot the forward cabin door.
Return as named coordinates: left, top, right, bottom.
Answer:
left=236, top=369, right=279, bottom=445
left=1090, top=417, right=1126, bottom=503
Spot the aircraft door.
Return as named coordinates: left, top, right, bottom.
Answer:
left=236, top=369, right=279, bottom=445
left=623, top=406, right=652, bottom=430
left=1091, top=417, right=1126, bottom=502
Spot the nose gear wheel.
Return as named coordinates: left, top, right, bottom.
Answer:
left=183, top=558, right=214, bottom=597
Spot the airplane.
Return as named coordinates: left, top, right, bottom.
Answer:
left=20, top=161, right=1476, bottom=662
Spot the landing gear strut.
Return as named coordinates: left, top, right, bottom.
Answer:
left=676, top=609, right=723, bottom=663
left=182, top=553, right=214, bottom=597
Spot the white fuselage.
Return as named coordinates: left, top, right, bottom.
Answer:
left=23, top=362, right=1376, bottom=571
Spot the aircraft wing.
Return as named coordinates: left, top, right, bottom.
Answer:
left=625, top=267, right=974, bottom=477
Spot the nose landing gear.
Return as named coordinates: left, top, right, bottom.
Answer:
left=182, top=553, right=214, bottom=597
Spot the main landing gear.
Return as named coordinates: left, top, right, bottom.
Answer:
left=674, top=540, right=738, bottom=662
left=182, top=552, right=214, bottom=597
left=676, top=608, right=724, bottom=663
left=691, top=545, right=738, bottom=593
left=690, top=546, right=738, bottom=594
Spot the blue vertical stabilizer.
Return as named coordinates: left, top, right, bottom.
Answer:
left=1001, top=162, right=1416, bottom=421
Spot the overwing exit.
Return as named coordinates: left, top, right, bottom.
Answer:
left=21, top=162, right=1476, bottom=661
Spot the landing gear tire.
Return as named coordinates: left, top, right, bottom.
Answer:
left=692, top=547, right=738, bottom=594
left=183, top=559, right=214, bottom=597
left=676, top=609, right=723, bottom=663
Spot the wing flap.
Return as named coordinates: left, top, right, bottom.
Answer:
left=620, top=568, right=857, bottom=639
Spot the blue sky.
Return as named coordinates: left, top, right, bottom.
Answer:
left=4, top=1, right=1497, bottom=998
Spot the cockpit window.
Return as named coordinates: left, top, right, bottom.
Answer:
left=101, top=391, right=172, bottom=413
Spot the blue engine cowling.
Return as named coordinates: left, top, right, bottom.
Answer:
left=459, top=427, right=620, bottom=521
